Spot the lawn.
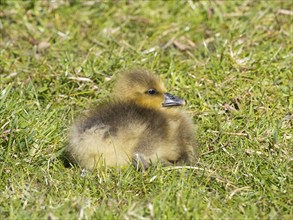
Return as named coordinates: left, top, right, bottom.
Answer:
left=0, top=0, right=292, bottom=219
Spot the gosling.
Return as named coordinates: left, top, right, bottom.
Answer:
left=67, top=69, right=198, bottom=170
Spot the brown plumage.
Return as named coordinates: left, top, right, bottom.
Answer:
left=67, top=69, right=198, bottom=170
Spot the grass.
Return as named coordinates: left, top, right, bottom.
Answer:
left=0, top=0, right=292, bottom=219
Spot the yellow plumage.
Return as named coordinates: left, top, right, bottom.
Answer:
left=67, top=69, right=198, bottom=170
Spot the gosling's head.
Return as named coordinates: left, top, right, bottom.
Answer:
left=113, top=69, right=185, bottom=109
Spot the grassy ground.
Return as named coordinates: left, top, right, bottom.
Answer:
left=0, top=0, right=292, bottom=219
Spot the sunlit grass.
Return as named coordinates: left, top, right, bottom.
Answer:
left=0, top=0, right=292, bottom=219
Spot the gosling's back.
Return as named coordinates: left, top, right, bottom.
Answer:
left=68, top=101, right=196, bottom=169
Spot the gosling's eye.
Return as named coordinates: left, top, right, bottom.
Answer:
left=146, top=89, right=157, bottom=95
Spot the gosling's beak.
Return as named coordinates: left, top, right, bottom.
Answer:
left=162, top=92, right=185, bottom=107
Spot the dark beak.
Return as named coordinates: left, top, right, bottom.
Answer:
left=162, top=93, right=185, bottom=107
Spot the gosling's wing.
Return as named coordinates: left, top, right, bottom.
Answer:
left=67, top=102, right=159, bottom=168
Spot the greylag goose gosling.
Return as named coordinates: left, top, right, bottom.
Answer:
left=67, top=69, right=198, bottom=170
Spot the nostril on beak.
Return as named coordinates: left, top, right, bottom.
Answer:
left=163, top=93, right=185, bottom=107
